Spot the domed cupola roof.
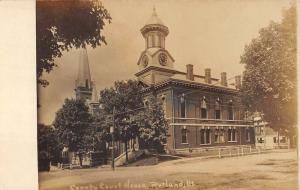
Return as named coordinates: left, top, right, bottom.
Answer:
left=141, top=7, right=169, bottom=37
left=146, top=7, right=164, bottom=25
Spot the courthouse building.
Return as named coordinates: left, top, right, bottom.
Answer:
left=135, top=9, right=255, bottom=153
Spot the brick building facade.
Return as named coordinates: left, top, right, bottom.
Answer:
left=136, top=8, right=255, bottom=153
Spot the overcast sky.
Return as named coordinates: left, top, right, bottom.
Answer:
left=38, top=0, right=292, bottom=125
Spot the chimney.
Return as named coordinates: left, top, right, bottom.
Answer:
left=235, top=75, right=242, bottom=89
left=205, top=68, right=211, bottom=84
left=186, top=64, right=194, bottom=81
left=221, top=72, right=227, bottom=86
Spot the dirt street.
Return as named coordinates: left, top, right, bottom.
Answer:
left=39, top=150, right=298, bottom=190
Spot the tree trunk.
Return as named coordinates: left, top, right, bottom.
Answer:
left=78, top=153, right=83, bottom=167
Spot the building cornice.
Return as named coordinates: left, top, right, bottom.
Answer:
left=140, top=78, right=240, bottom=95
left=135, top=66, right=179, bottom=77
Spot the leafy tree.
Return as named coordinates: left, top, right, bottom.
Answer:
left=37, top=123, right=60, bottom=171
left=53, top=98, right=96, bottom=166
left=37, top=0, right=111, bottom=86
left=99, top=80, right=143, bottom=163
left=240, top=5, right=296, bottom=135
left=139, top=96, right=169, bottom=153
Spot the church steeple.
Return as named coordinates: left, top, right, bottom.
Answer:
left=88, top=81, right=100, bottom=114
left=90, top=81, right=99, bottom=103
left=75, top=48, right=93, bottom=101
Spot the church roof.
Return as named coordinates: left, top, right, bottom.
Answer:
left=145, top=7, right=165, bottom=26
left=76, top=48, right=92, bottom=88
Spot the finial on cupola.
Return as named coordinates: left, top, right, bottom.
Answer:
left=152, top=5, right=157, bottom=16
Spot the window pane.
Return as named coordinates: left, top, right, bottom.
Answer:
left=215, top=110, right=220, bottom=119
left=215, top=129, right=219, bottom=143
left=200, top=130, right=205, bottom=144
left=151, top=35, right=155, bottom=47
left=229, top=109, right=233, bottom=120
left=228, top=129, right=231, bottom=141
left=181, top=100, right=185, bottom=118
left=215, top=134, right=218, bottom=143
left=201, top=108, right=207, bottom=118
left=147, top=36, right=151, bottom=48
left=228, top=104, right=233, bottom=120
left=232, top=129, right=236, bottom=141
left=220, top=132, right=224, bottom=143
left=206, top=130, right=210, bottom=144
left=182, top=129, right=187, bottom=143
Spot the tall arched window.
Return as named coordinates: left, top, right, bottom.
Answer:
left=215, top=98, right=221, bottom=119
left=246, top=128, right=251, bottom=142
left=151, top=35, right=155, bottom=47
left=228, top=101, right=234, bottom=120
left=181, top=127, right=188, bottom=144
left=180, top=95, right=186, bottom=118
left=201, top=97, right=207, bottom=119
left=147, top=36, right=151, bottom=48
left=157, top=34, right=161, bottom=47
left=228, top=127, right=237, bottom=142
left=200, top=127, right=211, bottom=144
left=214, top=127, right=225, bottom=143
left=154, top=35, right=159, bottom=47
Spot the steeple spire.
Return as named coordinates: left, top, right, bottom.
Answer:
left=75, top=48, right=93, bottom=101
left=152, top=5, right=157, bottom=16
left=76, top=48, right=92, bottom=89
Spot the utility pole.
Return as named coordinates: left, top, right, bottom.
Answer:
left=111, top=106, right=115, bottom=171
left=277, top=127, right=280, bottom=148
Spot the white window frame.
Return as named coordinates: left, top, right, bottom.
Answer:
left=214, top=128, right=225, bottom=143
left=180, top=96, right=186, bottom=118
left=200, top=97, right=208, bottom=119
left=181, top=126, right=188, bottom=144
left=228, top=128, right=237, bottom=142
left=246, top=128, right=251, bottom=142
left=228, top=101, right=234, bottom=120
left=200, top=127, right=211, bottom=145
